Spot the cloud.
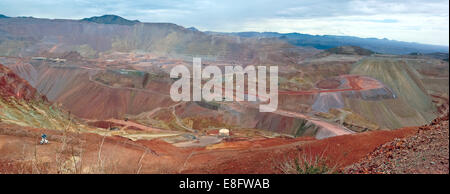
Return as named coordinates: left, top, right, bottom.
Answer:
left=365, top=19, right=398, bottom=23
left=0, top=0, right=448, bottom=45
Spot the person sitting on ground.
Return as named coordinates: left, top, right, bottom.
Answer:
left=40, top=133, right=49, bottom=144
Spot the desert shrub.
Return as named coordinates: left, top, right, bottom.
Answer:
left=279, top=154, right=337, bottom=174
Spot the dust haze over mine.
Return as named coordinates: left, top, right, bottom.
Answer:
left=0, top=11, right=448, bottom=174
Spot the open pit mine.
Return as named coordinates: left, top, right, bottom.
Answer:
left=0, top=15, right=448, bottom=174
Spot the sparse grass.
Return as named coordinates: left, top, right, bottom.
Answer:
left=278, top=151, right=338, bottom=174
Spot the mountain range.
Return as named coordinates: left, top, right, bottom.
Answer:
left=0, top=14, right=447, bottom=55
left=207, top=31, right=449, bottom=55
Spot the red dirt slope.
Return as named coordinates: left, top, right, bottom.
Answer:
left=0, top=64, right=46, bottom=101
left=179, top=127, right=418, bottom=173
left=344, top=104, right=449, bottom=174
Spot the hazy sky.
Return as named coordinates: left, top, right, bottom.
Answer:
left=1, top=0, right=449, bottom=46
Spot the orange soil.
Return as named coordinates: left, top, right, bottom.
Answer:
left=0, top=121, right=418, bottom=174
left=316, top=78, right=341, bottom=89
left=278, top=75, right=381, bottom=95
left=179, top=127, right=418, bottom=173
left=215, top=75, right=379, bottom=97
left=87, top=120, right=125, bottom=129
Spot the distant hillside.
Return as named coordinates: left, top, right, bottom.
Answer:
left=81, top=15, right=140, bottom=25
left=210, top=31, right=449, bottom=55
left=0, top=16, right=298, bottom=64
left=0, top=14, right=9, bottom=18
left=326, top=46, right=374, bottom=56
left=1, top=14, right=447, bottom=59
left=187, top=27, right=200, bottom=32
left=409, top=52, right=449, bottom=61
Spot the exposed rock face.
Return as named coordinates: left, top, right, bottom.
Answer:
left=35, top=66, right=175, bottom=119
left=0, top=63, right=45, bottom=101
left=312, top=93, right=345, bottom=112
left=344, top=104, right=449, bottom=174
left=0, top=63, right=77, bottom=130
left=311, top=75, right=396, bottom=113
